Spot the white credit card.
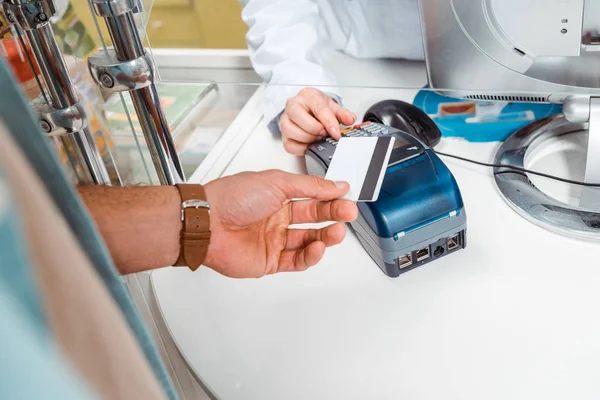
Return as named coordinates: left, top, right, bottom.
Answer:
left=325, top=136, right=395, bottom=202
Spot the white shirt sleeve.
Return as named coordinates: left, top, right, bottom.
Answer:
left=240, top=0, right=341, bottom=125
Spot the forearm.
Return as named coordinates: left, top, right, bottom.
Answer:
left=77, top=185, right=181, bottom=275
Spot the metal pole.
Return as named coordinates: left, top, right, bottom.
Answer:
left=25, top=23, right=77, bottom=107
left=3, top=0, right=112, bottom=185
left=89, top=0, right=185, bottom=185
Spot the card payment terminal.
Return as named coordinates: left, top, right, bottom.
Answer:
left=306, top=121, right=467, bottom=277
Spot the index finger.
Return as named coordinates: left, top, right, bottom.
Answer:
left=310, top=103, right=343, bottom=140
left=330, top=102, right=357, bottom=126
left=286, top=104, right=327, bottom=136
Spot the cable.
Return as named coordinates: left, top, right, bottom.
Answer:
left=432, top=150, right=600, bottom=188
left=14, top=26, right=49, bottom=104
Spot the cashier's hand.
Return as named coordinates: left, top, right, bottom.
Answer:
left=280, top=88, right=356, bottom=156
left=203, top=170, right=358, bottom=278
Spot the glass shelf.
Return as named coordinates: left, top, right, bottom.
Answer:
left=3, top=0, right=597, bottom=189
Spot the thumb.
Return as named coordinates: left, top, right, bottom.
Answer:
left=331, top=102, right=357, bottom=126
left=276, top=172, right=350, bottom=201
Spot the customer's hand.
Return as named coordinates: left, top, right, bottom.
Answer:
left=280, top=88, right=356, bottom=155
left=203, top=170, right=358, bottom=278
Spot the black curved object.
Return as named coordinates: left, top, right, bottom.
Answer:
left=363, top=99, right=441, bottom=148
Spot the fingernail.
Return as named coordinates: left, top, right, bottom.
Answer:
left=328, top=126, right=340, bottom=136
left=351, top=113, right=357, bottom=123
left=335, top=181, right=349, bottom=189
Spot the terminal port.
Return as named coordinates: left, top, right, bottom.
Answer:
left=447, top=235, right=460, bottom=251
left=433, top=246, right=445, bottom=257
left=416, top=247, right=430, bottom=262
left=398, top=254, right=413, bottom=269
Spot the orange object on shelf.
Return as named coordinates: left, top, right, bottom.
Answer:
left=1, top=36, right=40, bottom=83
left=1, top=36, right=42, bottom=99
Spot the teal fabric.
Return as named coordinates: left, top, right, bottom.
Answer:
left=0, top=58, right=177, bottom=400
left=0, top=281, right=99, bottom=399
left=0, top=174, right=46, bottom=332
left=0, top=170, right=97, bottom=399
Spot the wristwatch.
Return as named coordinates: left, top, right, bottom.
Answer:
left=174, top=184, right=211, bottom=271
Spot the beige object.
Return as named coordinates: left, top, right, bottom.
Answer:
left=0, top=121, right=166, bottom=400
left=70, top=0, right=247, bottom=50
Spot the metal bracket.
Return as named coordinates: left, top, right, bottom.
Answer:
left=32, top=101, right=88, bottom=136
left=2, top=0, right=53, bottom=31
left=88, top=48, right=154, bottom=92
left=88, top=0, right=185, bottom=185
left=3, top=0, right=113, bottom=185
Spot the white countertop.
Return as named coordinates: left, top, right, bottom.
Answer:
left=151, top=59, right=600, bottom=400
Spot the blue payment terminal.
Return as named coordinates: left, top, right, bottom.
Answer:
left=305, top=121, right=466, bottom=277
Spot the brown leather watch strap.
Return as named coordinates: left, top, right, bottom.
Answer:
left=174, top=184, right=211, bottom=271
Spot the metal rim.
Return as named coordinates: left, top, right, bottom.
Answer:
left=494, top=114, right=600, bottom=240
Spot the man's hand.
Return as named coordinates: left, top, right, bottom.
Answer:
left=79, top=170, right=357, bottom=278
left=280, top=88, right=356, bottom=155
left=203, top=170, right=358, bottom=278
